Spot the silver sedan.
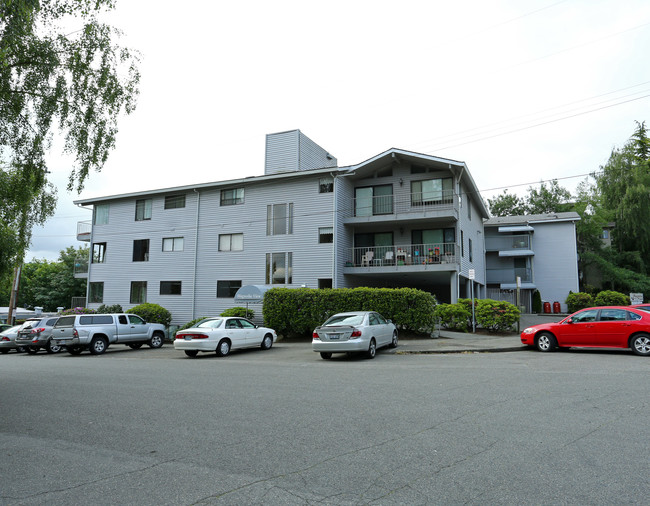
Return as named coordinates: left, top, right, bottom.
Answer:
left=312, top=311, right=398, bottom=360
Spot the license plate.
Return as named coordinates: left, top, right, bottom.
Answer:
left=327, top=333, right=341, bottom=340
left=184, top=336, right=192, bottom=340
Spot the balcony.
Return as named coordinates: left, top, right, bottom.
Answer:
left=74, top=257, right=88, bottom=278
left=486, top=267, right=533, bottom=285
left=343, top=191, right=459, bottom=224
left=344, top=243, right=458, bottom=272
left=77, top=220, right=92, bottom=242
left=485, top=234, right=533, bottom=257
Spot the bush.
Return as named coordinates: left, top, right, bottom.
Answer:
left=434, top=303, right=471, bottom=332
left=532, top=290, right=542, bottom=313
left=565, top=292, right=594, bottom=313
left=263, top=287, right=436, bottom=338
left=594, top=290, right=630, bottom=306
left=59, top=307, right=96, bottom=315
left=127, top=303, right=172, bottom=327
left=97, top=304, right=123, bottom=314
left=474, top=299, right=520, bottom=333
left=220, top=307, right=255, bottom=318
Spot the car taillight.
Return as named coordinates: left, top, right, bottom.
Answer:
left=73, top=328, right=79, bottom=338
left=177, top=333, right=208, bottom=339
left=351, top=329, right=362, bottom=338
left=31, top=327, right=45, bottom=334
left=312, top=332, right=320, bottom=339
left=1, top=336, right=9, bottom=342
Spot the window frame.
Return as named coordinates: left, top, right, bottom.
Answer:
left=318, top=227, right=333, bottom=244
left=162, top=237, right=184, bottom=252
left=266, top=252, right=293, bottom=284
left=88, top=282, right=104, bottom=303
left=135, top=198, right=152, bottom=221
left=133, top=239, right=150, bottom=262
left=319, top=176, right=334, bottom=193
left=92, top=242, right=107, bottom=263
left=93, top=204, right=109, bottom=225
left=130, top=281, right=147, bottom=304
left=266, top=203, right=294, bottom=236
left=216, top=280, right=242, bottom=298
left=220, top=188, right=244, bottom=206
left=160, top=281, right=182, bottom=295
left=164, top=194, right=186, bottom=209
left=218, top=233, right=244, bottom=252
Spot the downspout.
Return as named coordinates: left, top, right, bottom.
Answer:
left=192, top=189, right=200, bottom=319
left=332, top=173, right=337, bottom=288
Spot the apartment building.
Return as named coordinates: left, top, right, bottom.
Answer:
left=74, top=130, right=490, bottom=325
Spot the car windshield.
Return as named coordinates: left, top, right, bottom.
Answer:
left=195, top=318, right=223, bottom=329
left=20, top=320, right=40, bottom=330
left=323, top=314, right=365, bottom=326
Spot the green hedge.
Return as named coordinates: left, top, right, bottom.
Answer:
left=263, top=287, right=436, bottom=338
left=436, top=298, right=520, bottom=333
left=127, top=303, right=172, bottom=327
left=593, top=290, right=630, bottom=306
left=220, top=307, right=255, bottom=318
left=434, top=303, right=471, bottom=332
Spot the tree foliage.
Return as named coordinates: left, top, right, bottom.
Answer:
left=487, top=180, right=571, bottom=217
left=0, top=0, right=140, bottom=275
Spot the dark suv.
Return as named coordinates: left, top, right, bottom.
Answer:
left=15, top=316, right=61, bottom=354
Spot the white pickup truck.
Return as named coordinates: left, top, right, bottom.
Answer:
left=51, top=313, right=167, bottom=355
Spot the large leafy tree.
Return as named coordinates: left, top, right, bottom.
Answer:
left=487, top=180, right=572, bottom=217
left=0, top=0, right=140, bottom=277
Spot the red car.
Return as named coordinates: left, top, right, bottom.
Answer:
left=521, top=306, right=650, bottom=356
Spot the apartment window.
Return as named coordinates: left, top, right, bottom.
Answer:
left=130, top=281, right=147, bottom=304
left=92, top=242, right=106, bottom=263
left=93, top=204, right=109, bottom=225
left=266, top=252, right=292, bottom=284
left=319, top=227, right=333, bottom=244
left=461, top=231, right=464, bottom=257
left=217, top=280, right=242, bottom=298
left=266, top=203, right=293, bottom=235
left=319, top=176, right=333, bottom=193
left=135, top=199, right=152, bottom=221
left=88, top=282, right=104, bottom=303
left=162, top=237, right=184, bottom=252
left=469, top=238, right=473, bottom=262
left=164, top=194, right=186, bottom=209
left=354, top=185, right=393, bottom=217
left=411, top=178, right=453, bottom=205
left=318, top=279, right=332, bottom=289
left=133, top=239, right=150, bottom=262
left=160, top=281, right=182, bottom=295
left=467, top=193, right=472, bottom=220
left=219, top=233, right=244, bottom=251
left=220, top=188, right=244, bottom=206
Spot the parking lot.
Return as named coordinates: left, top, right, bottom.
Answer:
left=2, top=343, right=649, bottom=504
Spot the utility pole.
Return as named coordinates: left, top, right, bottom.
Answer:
left=7, top=264, right=22, bottom=325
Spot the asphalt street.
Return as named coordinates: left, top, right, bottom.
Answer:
left=1, top=342, right=649, bottom=505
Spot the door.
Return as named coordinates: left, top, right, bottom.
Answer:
left=116, top=314, right=134, bottom=342
left=237, top=318, right=259, bottom=346
left=557, top=309, right=599, bottom=346
left=596, top=308, right=635, bottom=347
left=127, top=314, right=148, bottom=340
left=224, top=318, right=247, bottom=349
left=369, top=313, right=391, bottom=346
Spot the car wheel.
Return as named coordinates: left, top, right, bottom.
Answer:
left=184, top=350, right=199, bottom=358
left=148, top=332, right=164, bottom=349
left=261, top=334, right=273, bottom=350
left=631, top=333, right=650, bottom=356
left=25, top=347, right=38, bottom=355
left=320, top=352, right=332, bottom=360
left=536, top=332, right=557, bottom=352
left=366, top=338, right=377, bottom=359
left=0, top=349, right=8, bottom=354
left=16, top=346, right=26, bottom=353
left=89, top=337, right=108, bottom=355
left=128, top=343, right=143, bottom=349
left=67, top=346, right=82, bottom=355
left=216, top=339, right=231, bottom=357
left=46, top=341, right=62, bottom=354
left=389, top=331, right=398, bottom=348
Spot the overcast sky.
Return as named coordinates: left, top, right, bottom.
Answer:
left=27, top=0, right=650, bottom=261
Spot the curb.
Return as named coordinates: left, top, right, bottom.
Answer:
left=395, top=346, right=528, bottom=355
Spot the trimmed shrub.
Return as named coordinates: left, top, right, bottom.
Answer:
left=532, top=290, right=542, bottom=313
left=474, top=299, right=520, bottom=333
left=565, top=292, right=593, bottom=313
left=594, top=290, right=630, bottom=306
left=127, top=303, right=172, bottom=327
left=59, top=307, right=96, bottom=315
left=220, top=307, right=255, bottom=318
left=434, top=303, right=471, bottom=332
left=97, top=304, right=123, bottom=314
left=263, top=287, right=436, bottom=338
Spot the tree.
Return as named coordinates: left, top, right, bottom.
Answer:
left=487, top=180, right=571, bottom=217
left=487, top=190, right=527, bottom=217
left=0, top=1, right=140, bottom=277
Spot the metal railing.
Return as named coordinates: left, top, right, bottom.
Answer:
left=73, top=257, right=88, bottom=275
left=485, top=234, right=531, bottom=251
left=486, top=267, right=532, bottom=284
left=347, top=243, right=458, bottom=267
left=351, top=191, right=457, bottom=218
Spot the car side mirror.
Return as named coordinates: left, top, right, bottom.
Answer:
left=566, top=318, right=573, bottom=324
left=387, top=319, right=392, bottom=324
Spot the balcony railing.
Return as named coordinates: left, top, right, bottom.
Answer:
left=349, top=191, right=457, bottom=218
left=485, top=234, right=531, bottom=251
left=486, top=267, right=532, bottom=284
left=73, top=257, right=88, bottom=276
left=347, top=243, right=458, bottom=267
left=77, top=220, right=92, bottom=241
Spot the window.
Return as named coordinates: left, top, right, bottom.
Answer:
left=411, top=178, right=453, bottom=205
left=217, top=280, right=242, bottom=298
left=220, top=188, right=244, bottom=206
left=133, top=239, right=150, bottom=262
left=164, top=194, right=186, bottom=209
left=266, top=252, right=292, bottom=284
left=319, top=176, right=333, bottom=193
left=135, top=199, right=152, bottom=221
left=466, top=190, right=471, bottom=220
left=354, top=185, right=393, bottom=217
left=162, top=237, right=184, bottom=252
left=461, top=231, right=464, bottom=257
left=219, top=233, right=243, bottom=251
left=319, top=227, right=333, bottom=244
left=130, top=281, right=147, bottom=304
left=93, top=204, right=109, bottom=225
left=92, top=242, right=106, bottom=263
left=469, top=238, right=473, bottom=262
left=88, top=282, right=104, bottom=303
left=318, top=279, right=332, bottom=289
left=160, top=281, right=182, bottom=295
left=266, top=203, right=293, bottom=235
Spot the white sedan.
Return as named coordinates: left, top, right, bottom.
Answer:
left=174, top=317, right=277, bottom=357
left=312, top=311, right=398, bottom=359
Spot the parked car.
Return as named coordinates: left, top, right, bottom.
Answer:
left=174, top=317, right=277, bottom=357
left=0, top=325, right=26, bottom=354
left=15, top=316, right=61, bottom=354
left=521, top=306, right=650, bottom=356
left=312, top=311, right=398, bottom=360
left=0, top=323, right=11, bottom=333
left=630, top=303, right=650, bottom=313
left=50, top=313, right=167, bottom=355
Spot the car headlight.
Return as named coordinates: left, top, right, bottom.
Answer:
left=522, top=328, right=535, bottom=334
